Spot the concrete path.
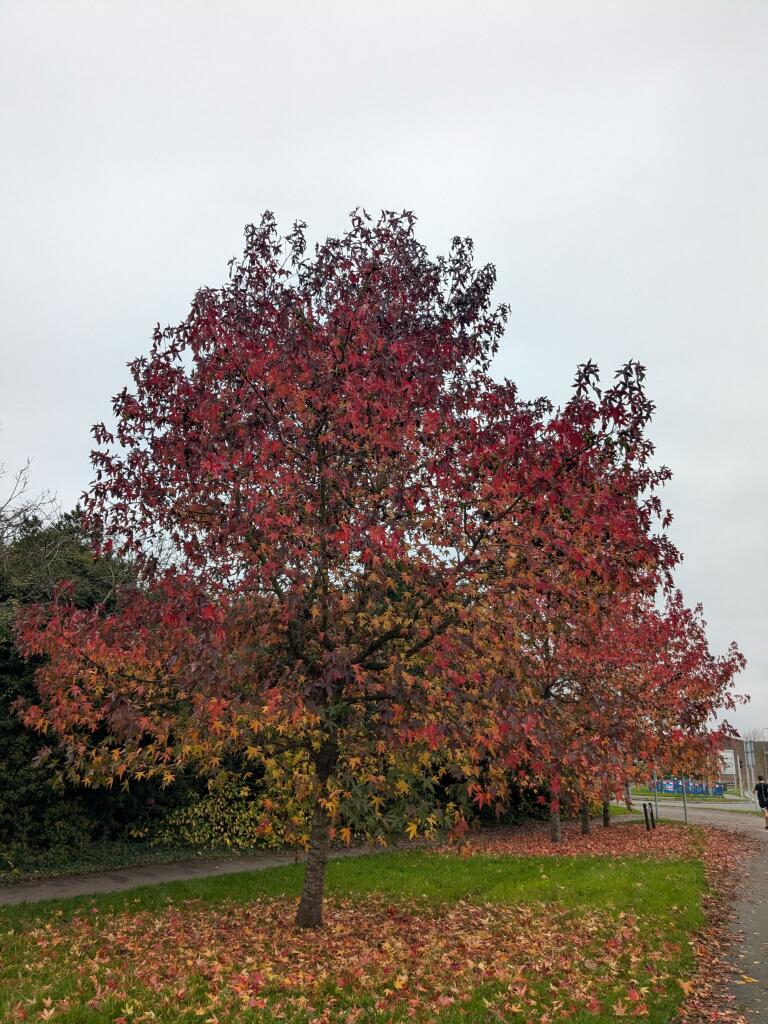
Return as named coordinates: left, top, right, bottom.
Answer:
left=653, top=802, right=768, bottom=1021
left=0, top=844, right=379, bottom=907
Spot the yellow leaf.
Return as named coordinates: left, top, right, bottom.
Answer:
left=405, top=821, right=419, bottom=840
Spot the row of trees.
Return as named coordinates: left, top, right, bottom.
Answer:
left=10, top=212, right=743, bottom=926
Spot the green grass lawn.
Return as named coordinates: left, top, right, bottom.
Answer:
left=0, top=849, right=707, bottom=1023
left=608, top=803, right=634, bottom=816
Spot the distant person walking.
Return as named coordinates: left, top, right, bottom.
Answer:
left=754, top=776, right=768, bottom=829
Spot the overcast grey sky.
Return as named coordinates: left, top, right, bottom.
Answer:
left=1, top=1, right=766, bottom=730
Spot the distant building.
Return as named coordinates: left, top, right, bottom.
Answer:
left=718, top=734, right=768, bottom=792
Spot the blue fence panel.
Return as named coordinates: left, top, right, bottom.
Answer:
left=652, top=779, right=724, bottom=797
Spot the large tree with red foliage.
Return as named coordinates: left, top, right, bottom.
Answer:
left=19, top=211, right=694, bottom=925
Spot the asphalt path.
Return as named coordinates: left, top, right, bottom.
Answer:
left=652, top=802, right=768, bottom=1021
left=0, top=845, right=377, bottom=907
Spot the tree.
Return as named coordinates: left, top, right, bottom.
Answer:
left=501, top=588, right=744, bottom=839
left=0, top=461, right=65, bottom=849
left=0, top=458, right=56, bottom=563
left=19, top=211, right=675, bottom=926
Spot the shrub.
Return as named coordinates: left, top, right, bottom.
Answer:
left=152, top=773, right=311, bottom=851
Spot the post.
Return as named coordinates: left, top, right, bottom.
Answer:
left=642, top=803, right=651, bottom=831
left=681, top=774, right=688, bottom=825
left=649, top=804, right=656, bottom=829
left=652, top=770, right=659, bottom=821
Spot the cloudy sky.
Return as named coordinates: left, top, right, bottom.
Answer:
left=1, top=1, right=765, bottom=730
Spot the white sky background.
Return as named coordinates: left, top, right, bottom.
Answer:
left=1, top=1, right=766, bottom=731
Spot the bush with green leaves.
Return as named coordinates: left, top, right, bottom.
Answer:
left=152, top=773, right=311, bottom=851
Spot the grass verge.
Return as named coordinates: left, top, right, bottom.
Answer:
left=1, top=840, right=707, bottom=1023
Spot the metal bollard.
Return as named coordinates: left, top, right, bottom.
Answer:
left=642, top=802, right=652, bottom=831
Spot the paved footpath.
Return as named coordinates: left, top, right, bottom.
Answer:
left=652, top=802, right=768, bottom=1021
left=0, top=844, right=380, bottom=907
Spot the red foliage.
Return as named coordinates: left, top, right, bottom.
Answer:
left=492, top=588, right=746, bottom=815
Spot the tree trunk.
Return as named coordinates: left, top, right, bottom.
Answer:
left=624, top=783, right=632, bottom=811
left=295, top=799, right=331, bottom=928
left=580, top=803, right=591, bottom=835
left=602, top=800, right=611, bottom=828
left=295, top=738, right=337, bottom=929
left=549, top=810, right=561, bottom=844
